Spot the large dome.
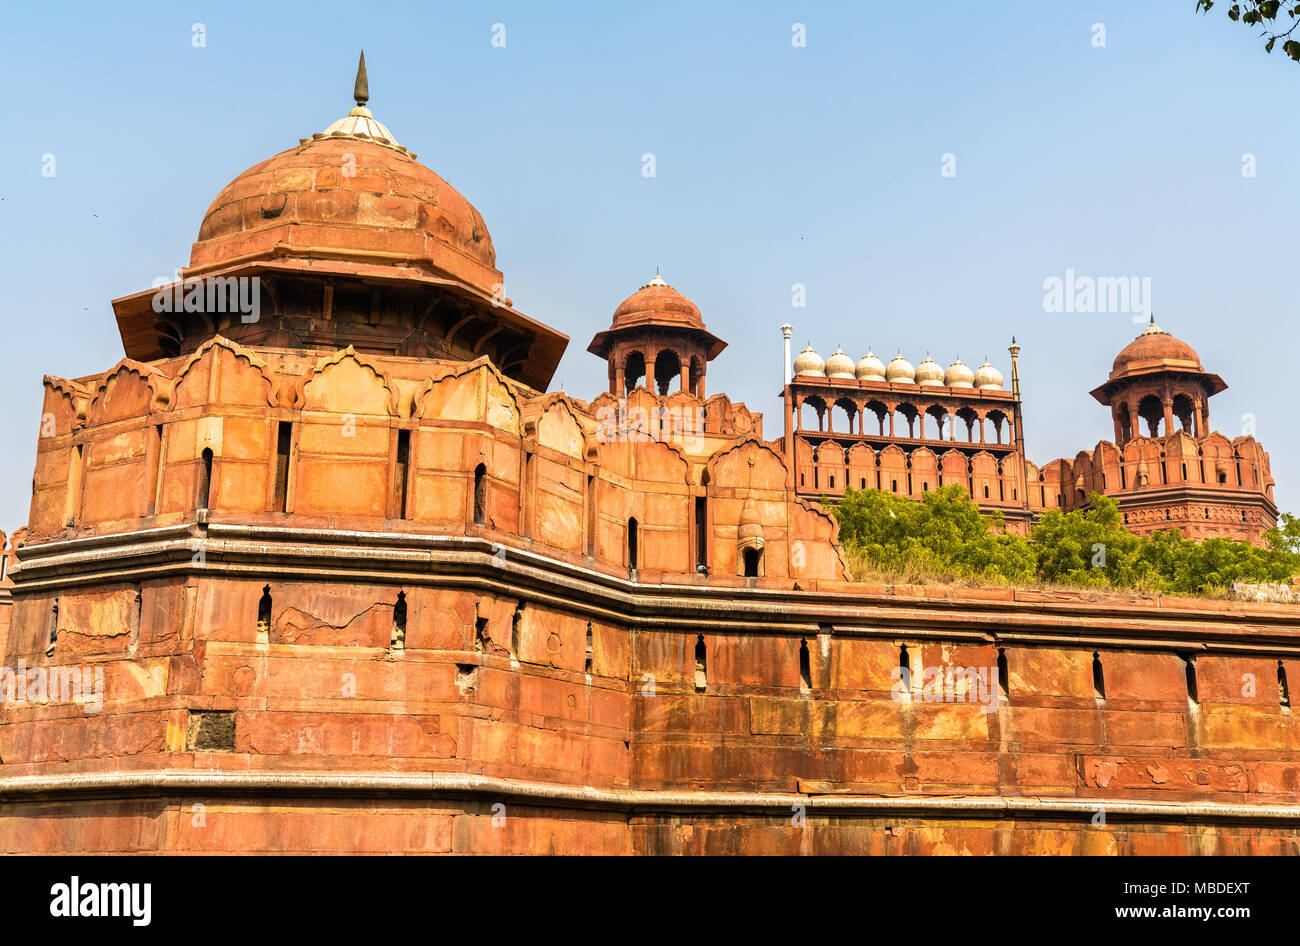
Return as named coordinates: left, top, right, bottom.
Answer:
left=110, top=55, right=570, bottom=391
left=190, top=136, right=499, bottom=293
left=187, top=54, right=501, bottom=296
left=1111, top=316, right=1202, bottom=376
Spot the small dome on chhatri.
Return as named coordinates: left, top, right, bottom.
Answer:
left=945, top=358, right=975, bottom=388
left=885, top=353, right=916, bottom=384
left=1110, top=314, right=1202, bottom=376
left=793, top=344, right=826, bottom=377
left=825, top=347, right=856, bottom=379
left=915, top=354, right=945, bottom=386
left=974, top=359, right=1004, bottom=390
left=855, top=349, right=887, bottom=382
left=611, top=270, right=705, bottom=331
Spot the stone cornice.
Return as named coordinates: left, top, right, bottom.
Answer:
left=0, top=769, right=1298, bottom=826
left=8, top=523, right=1300, bottom=652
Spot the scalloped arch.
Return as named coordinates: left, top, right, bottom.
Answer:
left=173, top=335, right=277, bottom=408
left=86, top=359, right=173, bottom=425
left=296, top=346, right=399, bottom=416
left=413, top=357, right=522, bottom=434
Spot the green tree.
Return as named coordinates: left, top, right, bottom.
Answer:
left=827, top=486, right=1299, bottom=595
left=1197, top=1, right=1300, bottom=63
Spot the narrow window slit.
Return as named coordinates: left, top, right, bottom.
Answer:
left=521, top=450, right=534, bottom=537
left=257, top=585, right=272, bottom=642
left=1092, top=651, right=1106, bottom=701
left=799, top=638, right=812, bottom=696
left=1183, top=654, right=1199, bottom=705
left=147, top=424, right=164, bottom=513
left=273, top=422, right=292, bottom=512
left=473, top=463, right=487, bottom=525
left=694, top=634, right=707, bottom=692
left=394, top=430, right=411, bottom=519
left=64, top=444, right=84, bottom=527
left=510, top=605, right=523, bottom=661
left=585, top=474, right=597, bottom=556
left=46, top=600, right=59, bottom=657
left=694, top=496, right=707, bottom=571
left=390, top=591, right=407, bottom=650
left=197, top=448, right=213, bottom=511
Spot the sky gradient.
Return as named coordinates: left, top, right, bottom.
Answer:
left=1, top=1, right=1296, bottom=530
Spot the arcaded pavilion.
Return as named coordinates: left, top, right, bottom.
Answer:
left=0, top=58, right=1296, bottom=855
left=782, top=317, right=1275, bottom=544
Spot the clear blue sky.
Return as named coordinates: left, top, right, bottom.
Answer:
left=1, top=1, right=1296, bottom=530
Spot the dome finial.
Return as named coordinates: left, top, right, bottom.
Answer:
left=308, top=53, right=412, bottom=157
left=1139, top=313, right=1166, bottom=337
left=353, top=51, right=370, bottom=107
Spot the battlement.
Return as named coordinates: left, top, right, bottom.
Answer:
left=22, top=336, right=842, bottom=586
left=1039, top=430, right=1276, bottom=544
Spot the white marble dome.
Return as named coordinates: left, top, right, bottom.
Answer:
left=915, top=355, right=945, bottom=387
left=974, top=360, right=1004, bottom=390
left=885, top=353, right=916, bottom=384
left=855, top=350, right=887, bottom=382
left=824, top=347, right=856, bottom=379
left=793, top=344, right=825, bottom=377
left=945, top=359, right=975, bottom=388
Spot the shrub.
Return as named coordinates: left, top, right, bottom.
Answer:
left=826, top=486, right=1298, bottom=595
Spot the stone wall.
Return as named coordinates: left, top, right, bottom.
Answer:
left=2, top=529, right=1298, bottom=854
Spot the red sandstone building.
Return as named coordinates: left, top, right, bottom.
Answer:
left=0, top=60, right=1297, bottom=855
left=782, top=317, right=1276, bottom=544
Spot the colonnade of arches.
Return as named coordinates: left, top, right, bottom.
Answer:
left=611, top=345, right=707, bottom=399
left=1111, top=385, right=1209, bottom=445
left=794, top=394, right=1014, bottom=446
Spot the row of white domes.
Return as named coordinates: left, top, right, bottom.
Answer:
left=794, top=346, right=1004, bottom=390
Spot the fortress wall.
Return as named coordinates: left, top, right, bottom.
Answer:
left=1, top=552, right=1298, bottom=853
